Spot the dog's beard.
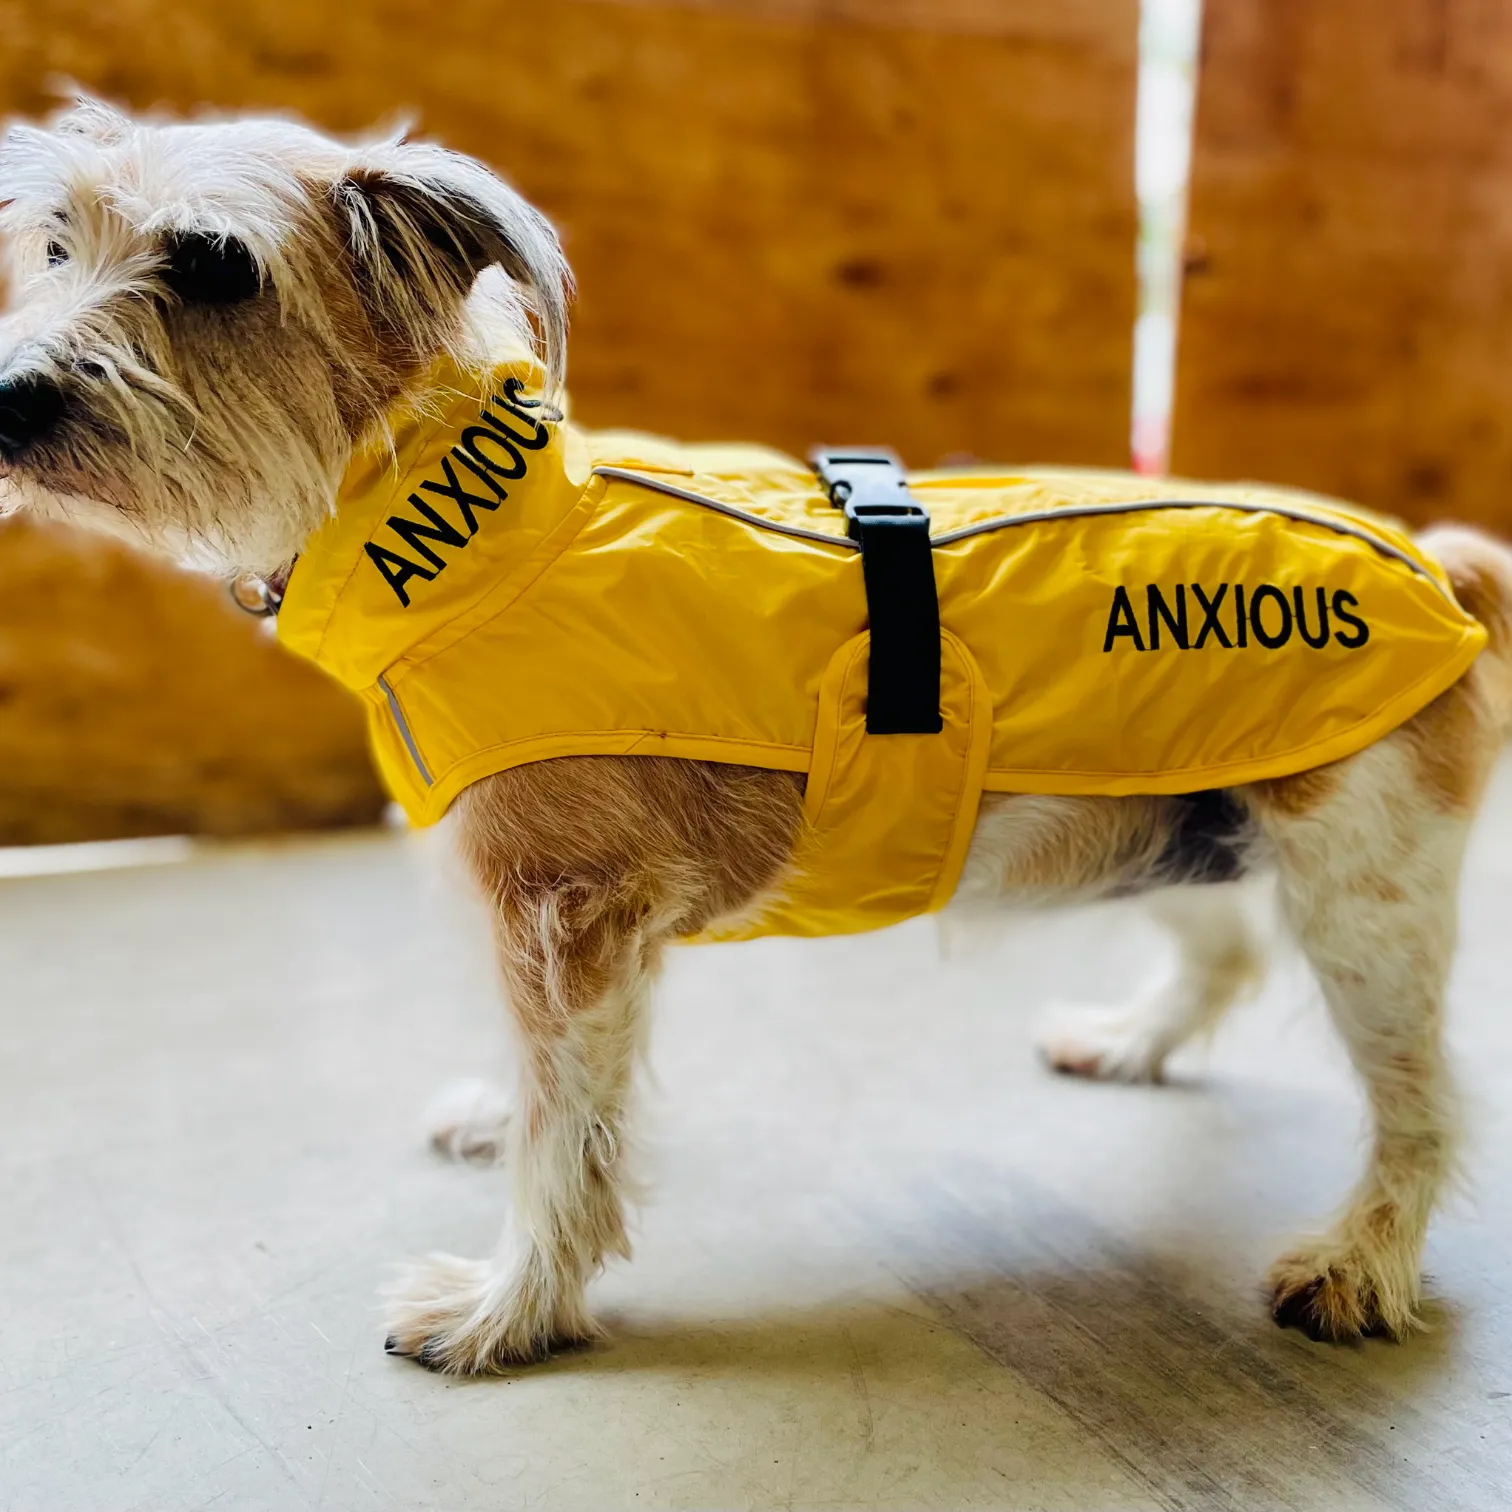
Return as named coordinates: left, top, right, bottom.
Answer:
left=0, top=303, right=352, bottom=576
left=10, top=429, right=342, bottom=574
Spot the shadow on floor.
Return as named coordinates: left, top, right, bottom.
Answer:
left=503, top=1175, right=1489, bottom=1512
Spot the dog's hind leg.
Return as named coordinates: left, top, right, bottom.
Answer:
left=1037, top=881, right=1266, bottom=1083
left=1250, top=739, right=1475, bottom=1341
left=1254, top=529, right=1512, bottom=1342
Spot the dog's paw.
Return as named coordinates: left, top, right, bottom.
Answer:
left=383, top=1253, right=597, bottom=1375
left=424, top=1078, right=512, bottom=1165
left=1035, top=1004, right=1168, bottom=1084
left=1267, top=1245, right=1421, bottom=1343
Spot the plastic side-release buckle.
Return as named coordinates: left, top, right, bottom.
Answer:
left=811, top=447, right=943, bottom=735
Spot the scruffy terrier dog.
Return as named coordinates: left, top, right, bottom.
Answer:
left=2, top=97, right=1510, bottom=1375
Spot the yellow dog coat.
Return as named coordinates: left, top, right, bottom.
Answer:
left=276, top=356, right=1487, bottom=940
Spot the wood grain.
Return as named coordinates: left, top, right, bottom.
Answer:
left=0, top=0, right=1138, bottom=467
left=0, top=519, right=385, bottom=844
left=1172, top=0, right=1512, bottom=530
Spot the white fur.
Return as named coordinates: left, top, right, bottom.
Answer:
left=1035, top=883, right=1267, bottom=1083
left=425, top=1077, right=513, bottom=1165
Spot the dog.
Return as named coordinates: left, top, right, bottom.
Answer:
left=1, top=97, right=1510, bottom=1375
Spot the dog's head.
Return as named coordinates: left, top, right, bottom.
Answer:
left=0, top=97, right=569, bottom=573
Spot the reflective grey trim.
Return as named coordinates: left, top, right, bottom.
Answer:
left=931, top=496, right=1456, bottom=602
left=592, top=466, right=858, bottom=551
left=378, top=674, right=432, bottom=786
left=596, top=468, right=1457, bottom=604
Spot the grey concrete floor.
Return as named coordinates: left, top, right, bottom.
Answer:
left=3, top=770, right=1512, bottom=1512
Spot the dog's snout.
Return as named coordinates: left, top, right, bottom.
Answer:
left=0, top=373, right=66, bottom=457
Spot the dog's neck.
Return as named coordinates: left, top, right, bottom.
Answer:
left=229, top=340, right=548, bottom=619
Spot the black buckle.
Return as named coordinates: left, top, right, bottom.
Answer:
left=814, top=447, right=932, bottom=542
left=812, top=448, right=942, bottom=735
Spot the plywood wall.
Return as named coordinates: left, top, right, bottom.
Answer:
left=0, top=520, right=385, bottom=844
left=0, top=0, right=1139, bottom=467
left=1172, top=0, right=1512, bottom=529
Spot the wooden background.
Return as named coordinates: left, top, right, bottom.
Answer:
left=0, top=521, right=385, bottom=843
left=1172, top=0, right=1512, bottom=530
left=0, top=0, right=1140, bottom=466
left=4, top=0, right=1512, bottom=838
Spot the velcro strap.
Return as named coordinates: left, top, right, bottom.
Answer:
left=811, top=448, right=943, bottom=735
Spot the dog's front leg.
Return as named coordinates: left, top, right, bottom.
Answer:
left=385, top=883, right=654, bottom=1373
left=1037, top=881, right=1267, bottom=1083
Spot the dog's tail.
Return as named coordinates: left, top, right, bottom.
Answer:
left=1418, top=523, right=1512, bottom=732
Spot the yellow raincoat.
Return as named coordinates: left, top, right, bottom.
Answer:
left=276, top=356, right=1487, bottom=940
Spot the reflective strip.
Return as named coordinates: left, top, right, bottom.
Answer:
left=597, top=467, right=1457, bottom=609
left=929, top=495, right=1456, bottom=603
left=592, top=466, right=858, bottom=550
left=378, top=674, right=432, bottom=786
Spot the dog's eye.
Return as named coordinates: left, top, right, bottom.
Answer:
left=160, top=231, right=262, bottom=305
left=45, top=241, right=67, bottom=267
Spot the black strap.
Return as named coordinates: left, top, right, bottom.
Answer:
left=811, top=448, right=943, bottom=735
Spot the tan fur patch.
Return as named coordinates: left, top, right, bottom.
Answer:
left=1400, top=680, right=1497, bottom=816
left=1354, top=872, right=1408, bottom=904
left=1244, top=763, right=1340, bottom=818
left=973, top=792, right=1175, bottom=900
left=456, top=756, right=805, bottom=1039
left=1444, top=557, right=1512, bottom=656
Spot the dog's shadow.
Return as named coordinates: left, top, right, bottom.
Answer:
left=466, top=1151, right=1485, bottom=1509
left=424, top=1114, right=1494, bottom=1506
left=561, top=1269, right=1472, bottom=1509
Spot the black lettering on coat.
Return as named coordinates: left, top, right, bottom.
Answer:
left=1293, top=585, right=1331, bottom=648
left=458, top=424, right=527, bottom=481
left=1146, top=583, right=1189, bottom=649
left=1250, top=582, right=1292, bottom=648
left=1103, top=585, right=1146, bottom=652
left=365, top=542, right=436, bottom=608
left=419, top=454, right=506, bottom=535
left=1332, top=589, right=1370, bottom=648
left=387, top=497, right=471, bottom=568
left=482, top=400, right=552, bottom=451
left=497, top=374, right=564, bottom=426
left=363, top=381, right=559, bottom=608
left=1233, top=584, right=1248, bottom=647
left=1191, top=582, right=1232, bottom=648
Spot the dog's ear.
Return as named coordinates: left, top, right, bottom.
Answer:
left=334, top=144, right=570, bottom=393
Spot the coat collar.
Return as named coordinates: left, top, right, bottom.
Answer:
left=272, top=351, right=583, bottom=692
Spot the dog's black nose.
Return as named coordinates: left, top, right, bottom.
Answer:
left=0, top=373, right=65, bottom=457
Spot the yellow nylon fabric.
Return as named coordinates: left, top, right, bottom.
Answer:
left=277, top=358, right=1487, bottom=940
